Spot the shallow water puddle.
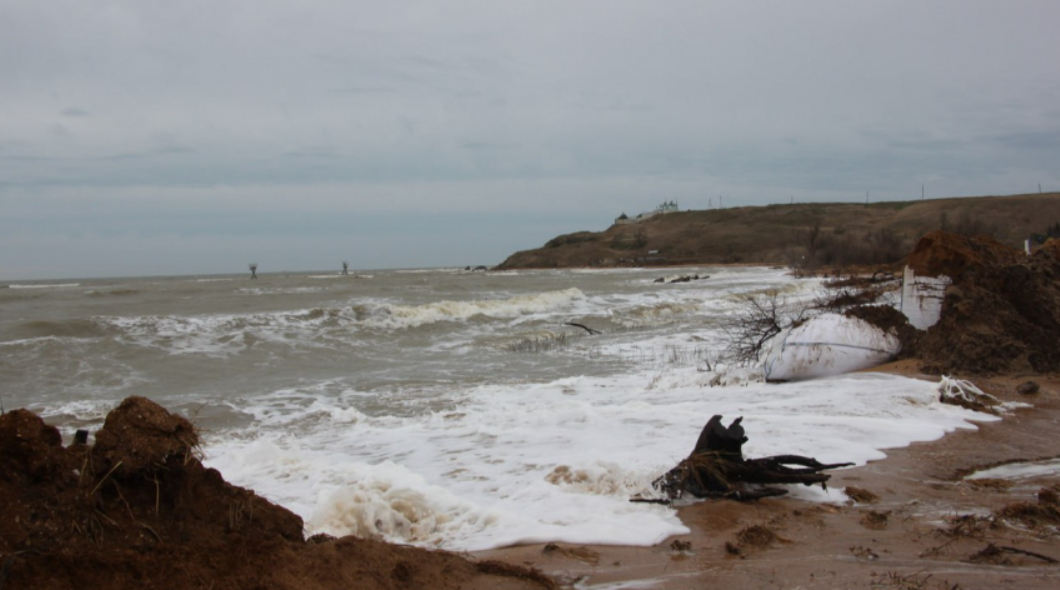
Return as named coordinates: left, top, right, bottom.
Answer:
left=966, top=458, right=1060, bottom=481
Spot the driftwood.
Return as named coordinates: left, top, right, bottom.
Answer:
left=645, top=415, right=853, bottom=502
left=565, top=322, right=602, bottom=335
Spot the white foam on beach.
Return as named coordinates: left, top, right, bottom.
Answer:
left=204, top=369, right=996, bottom=552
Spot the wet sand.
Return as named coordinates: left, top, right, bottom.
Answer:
left=476, top=363, right=1060, bottom=589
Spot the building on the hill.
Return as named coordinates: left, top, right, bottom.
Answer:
left=614, top=200, right=680, bottom=225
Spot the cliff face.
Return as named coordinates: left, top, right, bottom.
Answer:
left=496, top=193, right=1060, bottom=270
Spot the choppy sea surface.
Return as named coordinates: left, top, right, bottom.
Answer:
left=0, top=266, right=992, bottom=550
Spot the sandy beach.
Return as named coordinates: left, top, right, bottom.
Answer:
left=476, top=364, right=1060, bottom=589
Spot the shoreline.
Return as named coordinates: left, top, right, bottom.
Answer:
left=5, top=366, right=1057, bottom=589
left=474, top=364, right=1060, bottom=588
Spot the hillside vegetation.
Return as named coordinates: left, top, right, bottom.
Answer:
left=496, top=193, right=1060, bottom=271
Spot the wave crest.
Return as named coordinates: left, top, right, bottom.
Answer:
left=350, top=288, right=585, bottom=330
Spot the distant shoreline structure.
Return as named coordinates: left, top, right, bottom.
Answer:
left=614, top=199, right=681, bottom=225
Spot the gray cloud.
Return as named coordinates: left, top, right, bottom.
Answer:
left=2, top=0, right=1060, bottom=279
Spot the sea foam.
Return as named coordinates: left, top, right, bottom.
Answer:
left=204, top=369, right=996, bottom=551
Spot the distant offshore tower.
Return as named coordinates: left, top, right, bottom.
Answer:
left=249, top=263, right=258, bottom=279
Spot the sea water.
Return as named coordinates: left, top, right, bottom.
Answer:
left=0, top=266, right=993, bottom=551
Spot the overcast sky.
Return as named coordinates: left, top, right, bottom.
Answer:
left=2, top=1, right=1059, bottom=280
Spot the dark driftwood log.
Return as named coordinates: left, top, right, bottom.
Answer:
left=645, top=415, right=853, bottom=503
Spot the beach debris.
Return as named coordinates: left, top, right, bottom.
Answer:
left=1016, top=380, right=1040, bottom=395
left=542, top=542, right=600, bottom=565
left=969, top=543, right=1059, bottom=565
left=937, top=377, right=1001, bottom=413
left=848, top=545, right=879, bottom=560
left=859, top=510, right=890, bottom=530
left=964, top=478, right=1013, bottom=492
left=647, top=415, right=853, bottom=502
left=993, top=486, right=1060, bottom=532
left=844, top=486, right=880, bottom=505
left=873, top=571, right=959, bottom=589
left=654, top=274, right=708, bottom=284
left=724, top=524, right=786, bottom=556
left=564, top=322, right=602, bottom=335
left=669, top=539, right=693, bottom=555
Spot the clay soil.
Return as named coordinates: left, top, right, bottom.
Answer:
left=907, top=232, right=1060, bottom=375
left=0, top=397, right=555, bottom=590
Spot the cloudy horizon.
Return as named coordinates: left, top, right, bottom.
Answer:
left=3, top=1, right=1059, bottom=280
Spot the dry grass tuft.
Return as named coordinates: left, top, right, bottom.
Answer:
left=968, top=543, right=1059, bottom=565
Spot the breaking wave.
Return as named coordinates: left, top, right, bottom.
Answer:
left=349, top=288, right=585, bottom=330
left=15, top=319, right=108, bottom=340
left=85, top=288, right=585, bottom=355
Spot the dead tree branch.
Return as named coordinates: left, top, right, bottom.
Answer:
left=720, top=290, right=809, bottom=365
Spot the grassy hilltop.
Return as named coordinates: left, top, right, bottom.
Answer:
left=496, top=192, right=1060, bottom=270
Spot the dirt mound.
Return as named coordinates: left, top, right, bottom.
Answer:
left=907, top=230, right=1023, bottom=280
left=91, top=395, right=201, bottom=476
left=0, top=408, right=66, bottom=482
left=907, top=231, right=1060, bottom=374
left=0, top=398, right=552, bottom=590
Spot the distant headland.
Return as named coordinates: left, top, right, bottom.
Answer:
left=496, top=192, right=1060, bottom=270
